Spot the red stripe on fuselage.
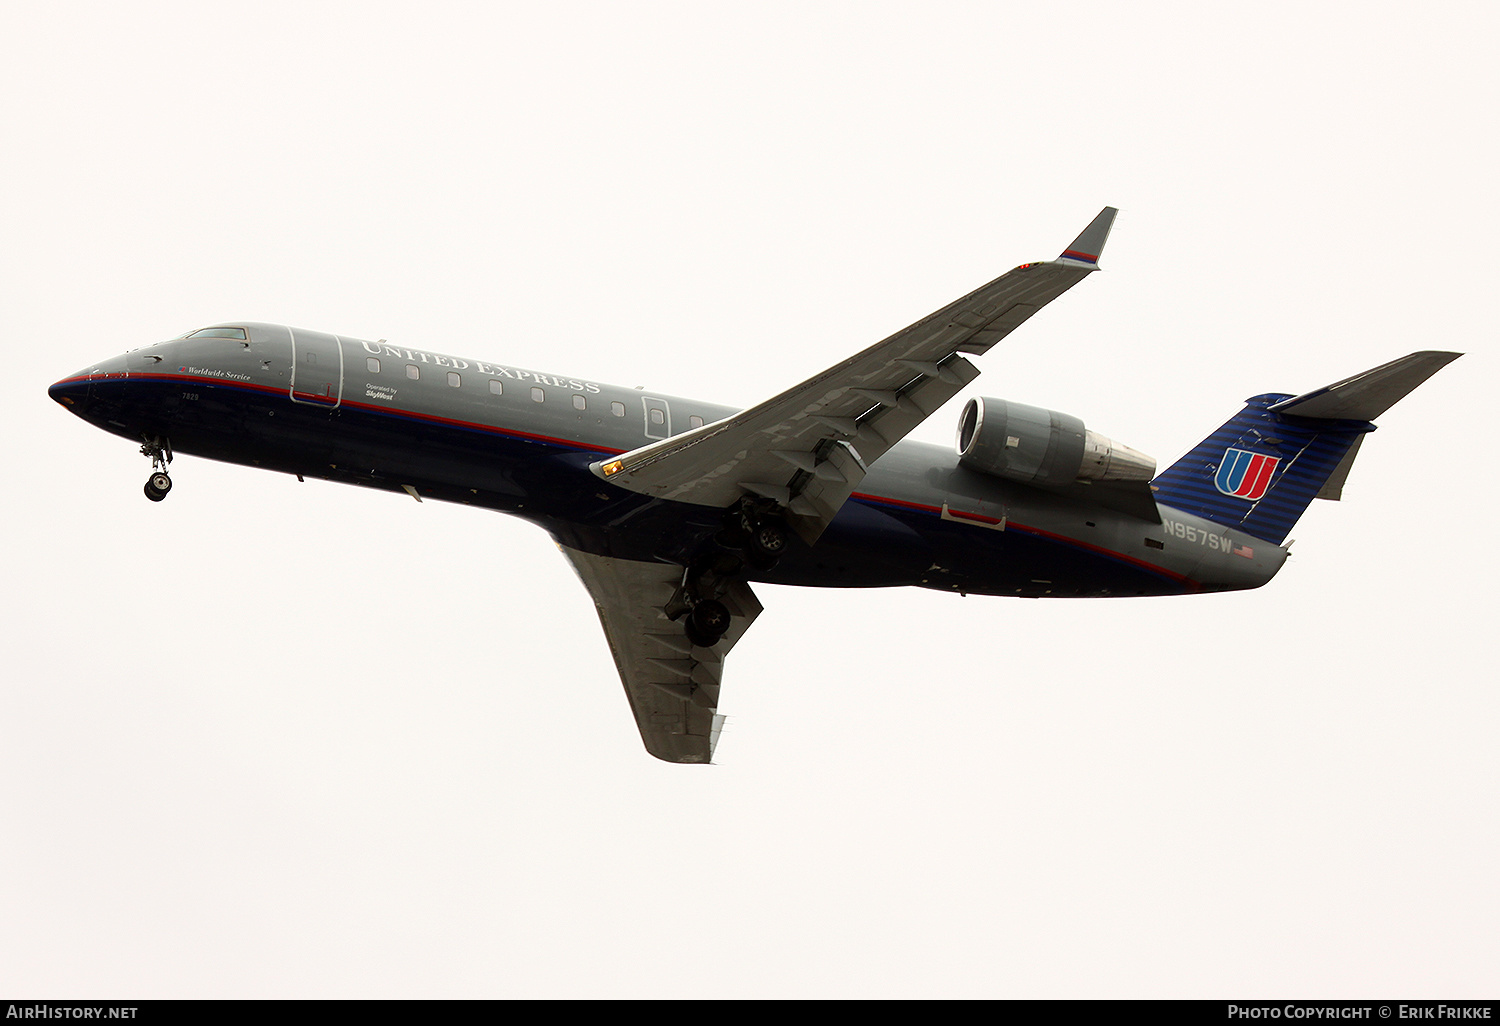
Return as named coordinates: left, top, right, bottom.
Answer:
left=851, top=492, right=942, bottom=515
left=129, top=372, right=285, bottom=398
left=1006, top=520, right=1195, bottom=587
left=851, top=491, right=1192, bottom=587
left=107, top=372, right=626, bottom=455
left=90, top=373, right=1192, bottom=588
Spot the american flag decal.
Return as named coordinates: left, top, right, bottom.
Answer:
left=1214, top=448, right=1279, bottom=501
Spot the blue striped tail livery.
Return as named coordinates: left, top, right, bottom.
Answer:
left=1151, top=395, right=1369, bottom=545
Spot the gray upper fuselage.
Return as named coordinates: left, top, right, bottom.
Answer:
left=54, top=323, right=1287, bottom=597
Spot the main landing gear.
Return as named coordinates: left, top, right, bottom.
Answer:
left=668, top=549, right=739, bottom=649
left=672, top=502, right=791, bottom=648
left=684, top=597, right=731, bottom=649
left=140, top=435, right=173, bottom=502
left=717, top=503, right=789, bottom=571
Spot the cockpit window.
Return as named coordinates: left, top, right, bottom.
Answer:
left=184, top=327, right=248, bottom=340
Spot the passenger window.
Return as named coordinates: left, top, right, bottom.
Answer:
left=689, top=415, right=704, bottom=428
left=406, top=364, right=420, bottom=380
left=447, top=371, right=461, bottom=387
left=489, top=379, right=503, bottom=395
left=367, top=357, right=380, bottom=373
left=611, top=401, right=625, bottom=417
left=649, top=408, right=665, bottom=425
left=531, top=386, right=544, bottom=403
left=572, top=394, right=586, bottom=410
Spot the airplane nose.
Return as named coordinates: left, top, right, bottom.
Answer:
left=48, top=374, right=92, bottom=411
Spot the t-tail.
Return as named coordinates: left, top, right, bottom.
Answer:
left=1150, top=351, right=1461, bottom=544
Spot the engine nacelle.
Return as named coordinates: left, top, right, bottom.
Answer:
left=955, top=397, right=1156, bottom=488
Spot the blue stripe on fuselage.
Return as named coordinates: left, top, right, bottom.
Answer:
left=87, top=372, right=1190, bottom=597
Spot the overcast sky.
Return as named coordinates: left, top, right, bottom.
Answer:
left=3, top=0, right=1496, bottom=999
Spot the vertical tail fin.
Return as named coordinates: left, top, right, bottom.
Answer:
left=1150, top=352, right=1460, bottom=544
left=1150, top=400, right=1369, bottom=544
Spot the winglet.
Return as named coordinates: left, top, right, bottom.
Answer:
left=1058, top=206, right=1118, bottom=266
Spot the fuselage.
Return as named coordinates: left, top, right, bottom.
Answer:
left=49, top=322, right=1286, bottom=598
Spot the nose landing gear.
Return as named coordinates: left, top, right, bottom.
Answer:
left=140, top=435, right=173, bottom=502
left=144, top=472, right=172, bottom=502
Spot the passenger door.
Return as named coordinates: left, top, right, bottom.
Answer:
left=289, top=329, right=343, bottom=407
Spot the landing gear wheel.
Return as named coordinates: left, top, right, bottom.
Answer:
left=744, top=520, right=787, bottom=571
left=750, top=521, right=787, bottom=559
left=144, top=471, right=172, bottom=501
left=139, top=435, right=174, bottom=502
left=685, top=598, right=731, bottom=648
left=684, top=620, right=715, bottom=649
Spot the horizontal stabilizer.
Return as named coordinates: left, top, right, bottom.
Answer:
left=1268, top=351, right=1461, bottom=420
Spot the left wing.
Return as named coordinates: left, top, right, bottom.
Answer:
left=593, top=207, right=1118, bottom=543
left=560, top=544, right=762, bottom=764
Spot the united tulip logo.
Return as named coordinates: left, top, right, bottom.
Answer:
left=1214, top=448, right=1279, bottom=500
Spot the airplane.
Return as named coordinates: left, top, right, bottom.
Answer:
left=47, top=208, right=1460, bottom=763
